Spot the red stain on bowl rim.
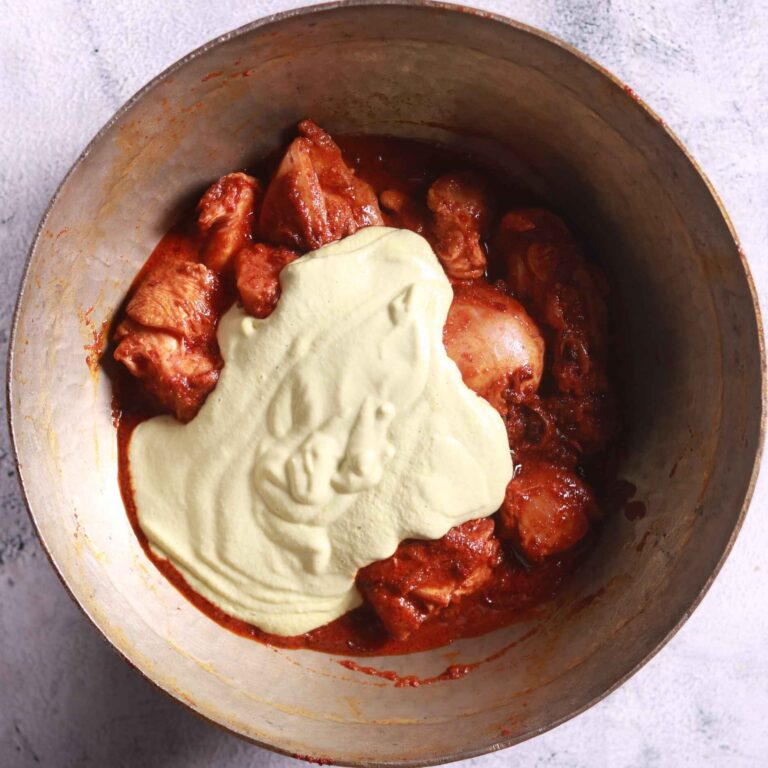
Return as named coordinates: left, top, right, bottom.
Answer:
left=636, top=529, right=652, bottom=553
left=623, top=84, right=640, bottom=101
left=338, top=659, right=473, bottom=688
left=81, top=305, right=109, bottom=376
left=337, top=626, right=538, bottom=687
left=201, top=70, right=223, bottom=82
left=569, top=586, right=606, bottom=615
left=603, top=478, right=648, bottom=521
left=292, top=755, right=333, bottom=765
left=624, top=500, right=647, bottom=521
left=181, top=100, right=205, bottom=114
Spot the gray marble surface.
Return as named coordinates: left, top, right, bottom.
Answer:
left=2, top=1, right=767, bottom=766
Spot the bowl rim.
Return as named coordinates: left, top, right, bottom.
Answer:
left=7, top=1, right=766, bottom=765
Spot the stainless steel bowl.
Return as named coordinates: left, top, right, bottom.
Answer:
left=8, top=2, right=765, bottom=764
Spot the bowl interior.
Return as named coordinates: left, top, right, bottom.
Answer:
left=9, top=4, right=763, bottom=764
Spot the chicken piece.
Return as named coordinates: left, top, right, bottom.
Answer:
left=379, top=189, right=430, bottom=235
left=545, top=281, right=608, bottom=396
left=496, top=209, right=608, bottom=396
left=114, top=261, right=222, bottom=421
left=198, top=172, right=259, bottom=271
left=503, top=391, right=578, bottom=469
left=504, top=388, right=616, bottom=465
left=123, top=261, right=220, bottom=343
left=427, top=172, right=491, bottom=280
left=498, top=460, right=597, bottom=562
left=235, top=243, right=299, bottom=318
left=546, top=392, right=617, bottom=456
left=259, top=120, right=383, bottom=251
left=357, top=519, right=501, bottom=640
left=443, top=280, right=545, bottom=414
left=114, top=322, right=220, bottom=422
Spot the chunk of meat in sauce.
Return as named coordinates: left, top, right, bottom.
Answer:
left=379, top=189, right=430, bottom=236
left=114, top=261, right=222, bottom=421
left=235, top=243, right=299, bottom=319
left=497, top=209, right=608, bottom=396
left=197, top=172, right=260, bottom=272
left=504, top=391, right=578, bottom=469
left=114, top=323, right=220, bottom=421
left=259, top=120, right=383, bottom=251
left=427, top=172, right=491, bottom=280
left=122, top=261, right=220, bottom=343
left=503, top=388, right=616, bottom=465
left=546, top=392, right=617, bottom=456
left=444, top=280, right=544, bottom=414
left=357, top=518, right=501, bottom=640
left=498, top=460, right=597, bottom=562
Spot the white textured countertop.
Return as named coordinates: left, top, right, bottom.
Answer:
left=1, top=1, right=767, bottom=766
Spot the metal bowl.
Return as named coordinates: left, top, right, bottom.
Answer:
left=8, top=2, right=765, bottom=764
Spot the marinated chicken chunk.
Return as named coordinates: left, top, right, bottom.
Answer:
left=498, top=460, right=597, bottom=562
left=123, top=261, right=220, bottom=343
left=357, top=519, right=501, bottom=640
left=496, top=209, right=608, bottom=396
left=444, top=280, right=544, bottom=413
left=546, top=392, right=617, bottom=456
left=503, top=387, right=615, bottom=466
left=235, top=243, right=299, bottom=318
left=503, top=390, right=579, bottom=469
left=259, top=120, right=383, bottom=251
left=198, top=172, right=259, bottom=271
left=114, top=321, right=220, bottom=422
left=427, top=172, right=491, bottom=280
left=379, top=189, right=430, bottom=235
left=114, top=261, right=222, bottom=421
